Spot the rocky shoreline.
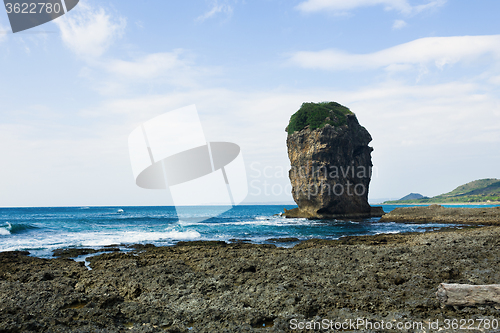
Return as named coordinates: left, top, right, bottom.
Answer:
left=282, top=206, right=385, bottom=219
left=380, top=204, right=500, bottom=224
left=3, top=226, right=500, bottom=332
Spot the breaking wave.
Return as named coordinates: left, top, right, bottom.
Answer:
left=0, top=222, right=39, bottom=235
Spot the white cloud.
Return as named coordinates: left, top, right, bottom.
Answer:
left=489, top=75, right=500, bottom=85
left=289, top=35, right=500, bottom=71
left=52, top=4, right=217, bottom=96
left=79, top=50, right=218, bottom=96
left=197, top=1, right=234, bottom=22
left=104, top=51, right=192, bottom=79
left=0, top=32, right=7, bottom=43
left=55, top=2, right=126, bottom=58
left=0, top=22, right=8, bottom=43
left=392, top=19, right=407, bottom=30
left=295, top=0, right=446, bottom=15
left=53, top=3, right=213, bottom=96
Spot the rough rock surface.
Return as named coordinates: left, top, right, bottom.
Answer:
left=3, top=227, right=500, bottom=332
left=284, top=109, right=382, bottom=219
left=380, top=204, right=500, bottom=224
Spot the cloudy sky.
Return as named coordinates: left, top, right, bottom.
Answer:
left=1, top=0, right=499, bottom=207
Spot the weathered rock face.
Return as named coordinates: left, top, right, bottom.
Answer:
left=284, top=103, right=383, bottom=219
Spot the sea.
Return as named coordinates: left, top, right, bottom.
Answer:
left=1, top=204, right=499, bottom=258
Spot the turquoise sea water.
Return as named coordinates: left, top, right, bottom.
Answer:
left=0, top=204, right=498, bottom=258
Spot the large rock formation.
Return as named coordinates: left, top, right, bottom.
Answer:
left=283, top=102, right=384, bottom=219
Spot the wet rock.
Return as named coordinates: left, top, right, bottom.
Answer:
left=129, top=243, right=157, bottom=250
left=229, top=239, right=252, bottom=243
left=52, top=247, right=120, bottom=259
left=380, top=204, right=500, bottom=224
left=266, top=237, right=300, bottom=243
left=53, top=248, right=98, bottom=258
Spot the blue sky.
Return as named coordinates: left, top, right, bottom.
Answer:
left=1, top=0, right=500, bottom=206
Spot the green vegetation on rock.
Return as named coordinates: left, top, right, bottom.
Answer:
left=287, top=101, right=353, bottom=135
left=385, top=178, right=500, bottom=204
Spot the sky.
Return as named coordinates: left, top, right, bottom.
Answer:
left=0, top=0, right=499, bottom=207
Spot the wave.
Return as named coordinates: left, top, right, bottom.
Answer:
left=179, top=215, right=314, bottom=227
left=374, top=230, right=400, bottom=235
left=0, top=228, right=202, bottom=256
left=0, top=222, right=10, bottom=235
left=100, top=215, right=178, bottom=221
left=0, top=222, right=39, bottom=235
left=75, top=229, right=202, bottom=247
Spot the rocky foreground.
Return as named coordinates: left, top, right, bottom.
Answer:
left=2, top=227, right=500, bottom=332
left=380, top=205, right=500, bottom=224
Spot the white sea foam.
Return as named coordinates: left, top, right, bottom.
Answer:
left=204, top=218, right=345, bottom=228
left=77, top=229, right=201, bottom=247
left=177, top=215, right=316, bottom=227
left=0, top=222, right=12, bottom=236
left=374, top=231, right=400, bottom=235
left=0, top=228, right=201, bottom=255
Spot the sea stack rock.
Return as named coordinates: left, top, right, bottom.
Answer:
left=283, top=102, right=384, bottom=219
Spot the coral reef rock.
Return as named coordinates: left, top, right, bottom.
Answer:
left=283, top=102, right=384, bottom=219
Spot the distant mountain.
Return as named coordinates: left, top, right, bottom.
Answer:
left=398, top=193, right=428, bottom=201
left=384, top=178, right=500, bottom=204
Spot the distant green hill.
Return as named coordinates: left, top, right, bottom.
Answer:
left=385, top=178, right=500, bottom=204
left=398, top=193, right=428, bottom=201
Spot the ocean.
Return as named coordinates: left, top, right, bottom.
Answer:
left=1, top=204, right=498, bottom=258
